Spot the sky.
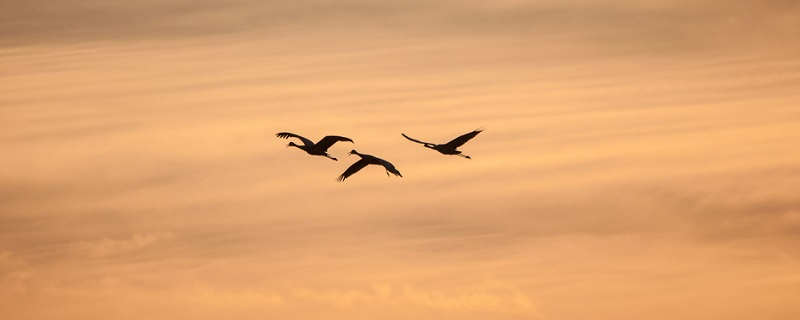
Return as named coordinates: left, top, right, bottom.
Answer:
left=1, top=0, right=799, bottom=319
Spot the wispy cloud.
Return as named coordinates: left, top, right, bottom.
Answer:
left=70, top=233, right=174, bottom=258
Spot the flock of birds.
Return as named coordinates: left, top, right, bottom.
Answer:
left=276, top=129, right=483, bottom=181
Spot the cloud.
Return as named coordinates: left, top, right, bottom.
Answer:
left=2, top=0, right=797, bottom=50
left=0, top=251, right=28, bottom=276
left=70, top=233, right=174, bottom=258
left=1, top=1, right=799, bottom=318
left=289, top=284, right=537, bottom=314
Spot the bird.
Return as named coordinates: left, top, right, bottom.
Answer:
left=401, top=129, right=482, bottom=159
left=276, top=132, right=353, bottom=161
left=338, top=150, right=402, bottom=182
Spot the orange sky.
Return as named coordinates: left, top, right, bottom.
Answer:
left=2, top=1, right=800, bottom=319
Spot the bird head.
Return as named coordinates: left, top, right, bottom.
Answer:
left=348, top=149, right=358, bottom=156
left=287, top=142, right=297, bottom=148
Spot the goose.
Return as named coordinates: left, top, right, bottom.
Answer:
left=338, top=150, right=402, bottom=182
left=401, top=129, right=482, bottom=159
left=276, top=132, right=353, bottom=161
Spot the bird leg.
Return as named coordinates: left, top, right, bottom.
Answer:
left=457, top=154, right=471, bottom=159
left=325, top=154, right=338, bottom=161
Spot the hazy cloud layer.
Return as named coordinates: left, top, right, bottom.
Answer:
left=1, top=0, right=800, bottom=319
left=2, top=0, right=798, bottom=49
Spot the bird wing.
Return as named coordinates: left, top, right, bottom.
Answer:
left=337, top=159, right=370, bottom=182
left=315, top=135, right=353, bottom=152
left=379, top=159, right=403, bottom=177
left=276, top=132, right=313, bottom=146
left=401, top=133, right=434, bottom=146
left=443, top=130, right=482, bottom=148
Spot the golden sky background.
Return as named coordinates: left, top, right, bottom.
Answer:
left=2, top=1, right=799, bottom=319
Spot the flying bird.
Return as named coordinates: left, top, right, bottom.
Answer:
left=401, top=129, right=482, bottom=159
left=276, top=132, right=353, bottom=161
left=338, top=150, right=402, bottom=182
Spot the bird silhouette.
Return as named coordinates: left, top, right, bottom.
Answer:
left=338, top=150, right=402, bottom=182
left=401, top=129, right=482, bottom=159
left=276, top=132, right=353, bottom=161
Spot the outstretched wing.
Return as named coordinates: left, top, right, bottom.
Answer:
left=276, top=132, right=314, bottom=146
left=315, top=135, right=353, bottom=152
left=444, top=130, right=482, bottom=148
left=337, top=159, right=369, bottom=182
left=401, top=133, right=434, bottom=146
left=379, top=159, right=403, bottom=178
